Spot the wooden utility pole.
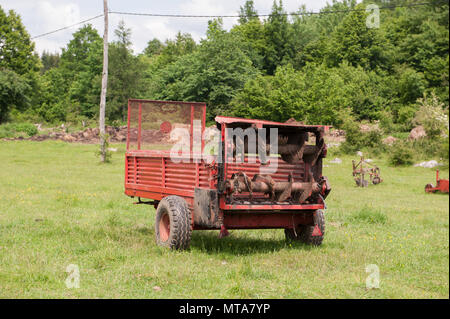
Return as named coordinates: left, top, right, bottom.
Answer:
left=99, top=0, right=109, bottom=162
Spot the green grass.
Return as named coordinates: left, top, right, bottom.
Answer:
left=0, top=140, right=448, bottom=298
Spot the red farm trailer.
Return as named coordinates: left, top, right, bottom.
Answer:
left=124, top=99, right=331, bottom=250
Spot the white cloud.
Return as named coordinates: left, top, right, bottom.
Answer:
left=36, top=1, right=81, bottom=31
left=1, top=0, right=336, bottom=54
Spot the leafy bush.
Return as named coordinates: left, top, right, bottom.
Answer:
left=15, top=123, right=38, bottom=136
left=439, top=137, right=449, bottom=163
left=414, top=93, right=449, bottom=138
left=378, top=110, right=396, bottom=134
left=397, top=105, right=416, bottom=130
left=409, top=136, right=449, bottom=163
left=388, top=141, right=414, bottom=166
left=0, top=122, right=37, bottom=138
left=339, top=108, right=383, bottom=154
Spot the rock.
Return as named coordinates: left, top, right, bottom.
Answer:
left=414, top=160, right=440, bottom=168
left=330, top=158, right=342, bottom=164
left=360, top=124, right=372, bottom=132
left=359, top=123, right=380, bottom=133
left=62, top=134, right=76, bottom=142
left=383, top=136, right=397, bottom=145
left=409, top=126, right=427, bottom=140
left=328, top=129, right=345, bottom=137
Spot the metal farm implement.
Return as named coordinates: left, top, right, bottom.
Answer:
left=425, top=169, right=449, bottom=194
left=124, top=100, right=331, bottom=250
left=352, top=155, right=382, bottom=187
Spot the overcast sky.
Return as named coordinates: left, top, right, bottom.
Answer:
left=0, top=0, right=336, bottom=55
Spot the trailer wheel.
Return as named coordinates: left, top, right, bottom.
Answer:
left=285, top=210, right=325, bottom=246
left=155, top=196, right=192, bottom=250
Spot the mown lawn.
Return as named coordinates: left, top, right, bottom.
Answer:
left=0, top=140, right=448, bottom=298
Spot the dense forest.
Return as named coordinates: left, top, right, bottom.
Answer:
left=0, top=0, right=448, bottom=136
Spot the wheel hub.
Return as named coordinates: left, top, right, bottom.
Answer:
left=159, top=213, right=170, bottom=241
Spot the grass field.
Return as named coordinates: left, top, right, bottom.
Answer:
left=0, top=140, right=448, bottom=298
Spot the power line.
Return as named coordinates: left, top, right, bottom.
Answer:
left=30, top=1, right=447, bottom=40
left=109, top=1, right=446, bottom=18
left=31, top=14, right=104, bottom=39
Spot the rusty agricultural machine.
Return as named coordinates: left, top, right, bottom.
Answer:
left=425, top=169, right=449, bottom=194
left=352, top=155, right=382, bottom=187
left=124, top=99, right=331, bottom=250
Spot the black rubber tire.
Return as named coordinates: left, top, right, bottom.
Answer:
left=285, top=210, right=325, bottom=246
left=155, top=196, right=192, bottom=250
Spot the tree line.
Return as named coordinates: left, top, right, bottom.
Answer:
left=0, top=0, right=448, bottom=129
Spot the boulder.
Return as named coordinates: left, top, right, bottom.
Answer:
left=62, top=134, right=76, bottom=142
left=383, top=136, right=398, bottom=145
left=116, top=134, right=126, bottom=142
left=414, top=160, right=440, bottom=168
left=409, top=126, right=427, bottom=140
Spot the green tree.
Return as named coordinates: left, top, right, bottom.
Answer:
left=238, top=0, right=258, bottom=24
left=149, top=19, right=259, bottom=120
left=157, top=32, right=196, bottom=66
left=0, top=69, right=30, bottom=123
left=263, top=0, right=293, bottom=75
left=0, top=6, right=40, bottom=122
left=325, top=3, right=392, bottom=71
left=107, top=21, right=145, bottom=121
left=0, top=7, right=40, bottom=76
left=40, top=51, right=60, bottom=74
left=144, top=38, right=164, bottom=56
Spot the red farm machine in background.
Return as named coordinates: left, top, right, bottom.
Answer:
left=124, top=99, right=331, bottom=250
left=425, top=170, right=449, bottom=194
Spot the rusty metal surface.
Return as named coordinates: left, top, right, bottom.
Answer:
left=425, top=169, right=449, bottom=194
left=352, top=156, right=383, bottom=187
left=222, top=212, right=314, bottom=229
left=215, top=115, right=328, bottom=130
left=223, top=170, right=325, bottom=205
left=193, top=188, right=221, bottom=228
left=125, top=99, right=332, bottom=231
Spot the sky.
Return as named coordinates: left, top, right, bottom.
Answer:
left=0, top=0, right=334, bottom=55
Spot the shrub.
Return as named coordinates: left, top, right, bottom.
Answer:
left=14, top=123, right=38, bottom=136
left=388, top=141, right=414, bottom=166
left=439, top=137, right=449, bottom=163
left=339, top=108, right=384, bottom=154
left=378, top=110, right=395, bottom=134
left=339, top=108, right=364, bottom=154
left=0, top=122, right=37, bottom=138
left=414, top=93, right=449, bottom=138
left=397, top=105, right=416, bottom=130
